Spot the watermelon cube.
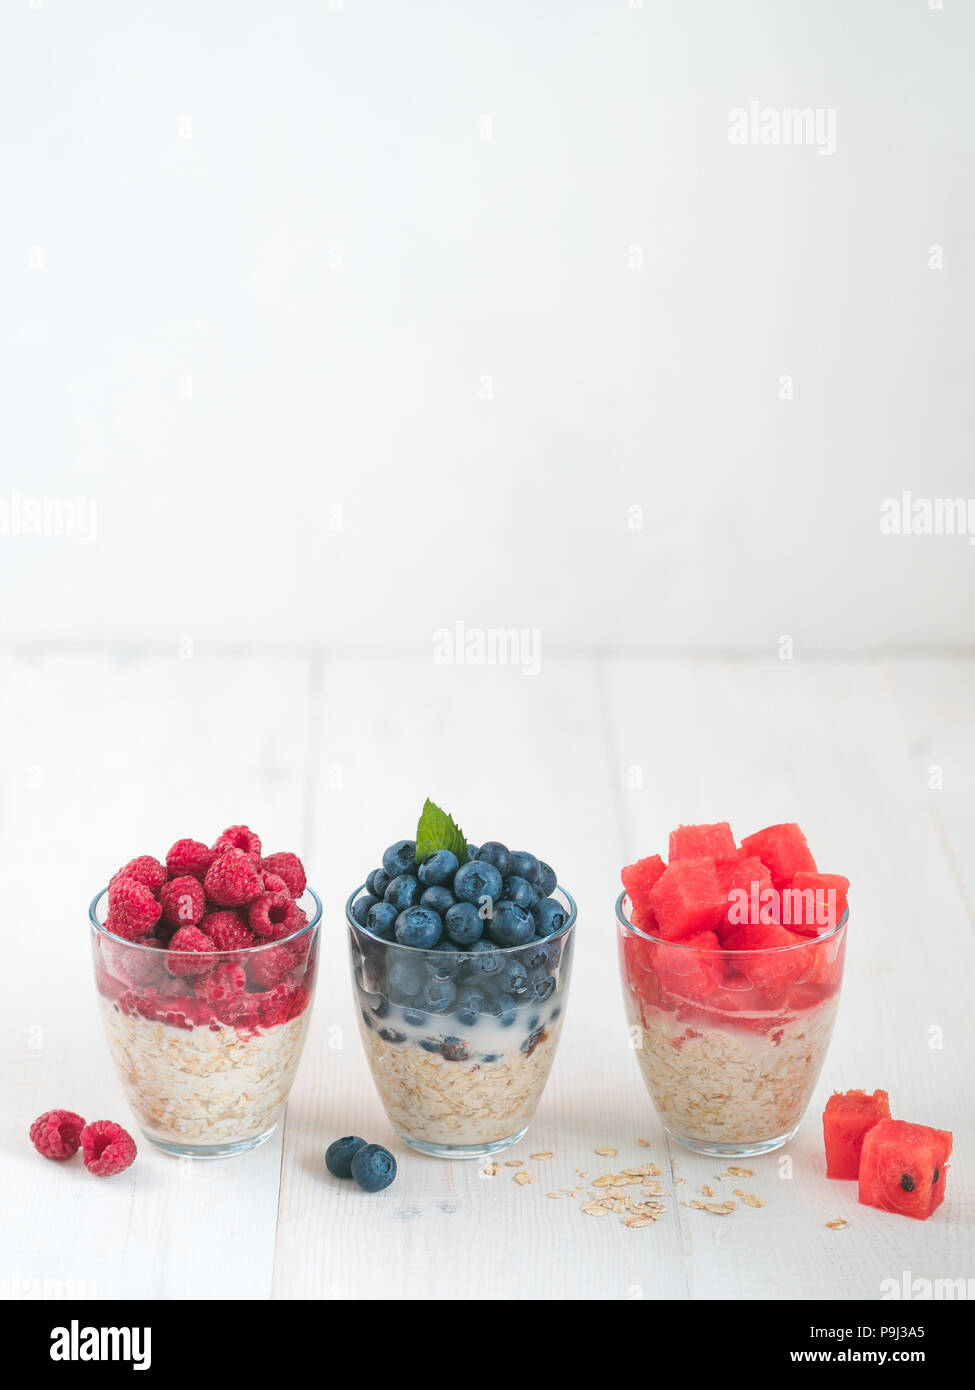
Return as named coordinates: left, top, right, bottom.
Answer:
left=784, top=871, right=850, bottom=935
left=654, top=931, right=724, bottom=1000
left=717, top=855, right=775, bottom=939
left=859, top=1120, right=953, bottom=1220
left=740, top=822, right=817, bottom=887
left=722, top=921, right=805, bottom=993
left=646, top=858, right=726, bottom=941
left=621, top=855, right=666, bottom=918
left=823, top=1090, right=890, bottom=1179
left=668, top=822, right=737, bottom=864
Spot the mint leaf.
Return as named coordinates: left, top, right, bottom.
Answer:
left=415, top=798, right=468, bottom=866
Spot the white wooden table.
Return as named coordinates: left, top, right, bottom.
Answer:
left=2, top=649, right=972, bottom=1300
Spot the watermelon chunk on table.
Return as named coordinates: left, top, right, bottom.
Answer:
left=823, top=1089, right=890, bottom=1179
left=859, top=1120, right=953, bottom=1220
left=784, top=871, right=850, bottom=935
left=740, top=822, right=817, bottom=887
left=621, top=855, right=666, bottom=919
left=647, top=857, right=726, bottom=941
left=667, top=821, right=737, bottom=864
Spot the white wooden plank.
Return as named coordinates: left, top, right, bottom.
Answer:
left=273, top=653, right=690, bottom=1300
left=0, top=650, right=313, bottom=1300
left=605, top=655, right=975, bottom=1299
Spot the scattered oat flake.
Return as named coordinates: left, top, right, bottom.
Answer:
left=530, top=1151, right=553, bottom=1161
left=546, top=1191, right=563, bottom=1199
left=595, top=1146, right=617, bottom=1156
left=624, top=1214, right=658, bottom=1228
left=715, top=1172, right=732, bottom=1181
left=592, top=1174, right=617, bottom=1188
left=826, top=1218, right=849, bottom=1231
left=674, top=1176, right=685, bottom=1185
left=741, top=1194, right=765, bottom=1208
left=482, top=1162, right=502, bottom=1176
left=504, top=1160, right=523, bottom=1167
left=648, top=1163, right=663, bottom=1176
left=727, top=1166, right=753, bottom=1177
left=575, top=1169, right=589, bottom=1178
left=642, top=1180, right=664, bottom=1196
left=637, top=1138, right=651, bottom=1147
left=699, top=1184, right=714, bottom=1197
left=704, top=1201, right=736, bottom=1215
left=683, top=1200, right=706, bottom=1210
left=514, top=1171, right=535, bottom=1186
left=581, top=1201, right=609, bottom=1217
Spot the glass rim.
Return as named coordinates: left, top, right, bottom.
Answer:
left=345, top=882, right=577, bottom=954
left=615, top=889, right=848, bottom=952
left=89, top=884, right=323, bottom=953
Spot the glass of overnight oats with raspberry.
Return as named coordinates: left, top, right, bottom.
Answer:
left=89, top=826, right=321, bottom=1159
left=346, top=800, right=576, bottom=1159
left=617, top=821, right=848, bottom=1158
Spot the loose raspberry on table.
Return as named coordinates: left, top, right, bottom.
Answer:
left=166, top=925, right=217, bottom=976
left=261, top=871, right=290, bottom=896
left=106, top=876, right=162, bottom=938
left=81, top=1120, right=137, bottom=1177
left=110, top=856, right=167, bottom=892
left=199, top=910, right=255, bottom=952
left=158, top=875, right=206, bottom=928
left=195, top=960, right=247, bottom=1005
left=30, top=1109, right=86, bottom=1161
left=259, top=852, right=306, bottom=898
left=248, top=891, right=300, bottom=941
left=204, top=849, right=264, bottom=907
left=248, top=943, right=296, bottom=989
left=165, top=838, right=216, bottom=881
left=213, top=824, right=262, bottom=863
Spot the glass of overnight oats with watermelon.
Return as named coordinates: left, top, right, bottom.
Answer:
left=617, top=821, right=848, bottom=1157
left=347, top=799, right=576, bottom=1159
left=89, top=826, right=321, bottom=1159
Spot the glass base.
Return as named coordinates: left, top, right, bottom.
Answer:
left=666, top=1123, right=799, bottom=1159
left=142, top=1124, right=278, bottom=1160
left=396, top=1125, right=528, bottom=1160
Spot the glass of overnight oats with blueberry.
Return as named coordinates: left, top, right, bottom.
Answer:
left=617, top=821, right=848, bottom=1158
left=89, top=826, right=321, bottom=1159
left=347, top=799, right=576, bottom=1159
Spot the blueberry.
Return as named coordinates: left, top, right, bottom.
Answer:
left=440, top=1036, right=468, bottom=1061
left=466, top=843, right=479, bottom=859
left=530, top=967, right=555, bottom=1002
left=395, top=906, right=443, bottom=949
left=422, top=976, right=457, bottom=1012
left=351, top=893, right=379, bottom=925
left=471, top=940, right=504, bottom=974
left=527, top=1013, right=541, bottom=1030
left=509, top=851, right=540, bottom=884
left=488, top=901, right=534, bottom=947
left=378, top=1026, right=406, bottom=1044
left=522, top=1028, right=544, bottom=1056
left=453, top=860, right=503, bottom=906
left=444, top=900, right=483, bottom=946
left=505, top=959, right=530, bottom=995
left=501, top=875, right=538, bottom=910
left=325, top=1135, right=367, bottom=1179
left=536, top=860, right=557, bottom=897
left=495, top=992, right=518, bottom=1027
left=549, top=1004, right=562, bottom=1021
left=418, top=849, right=459, bottom=887
left=360, top=1008, right=374, bottom=1030
left=455, top=988, right=484, bottom=1026
left=350, top=1143, right=397, bottom=1193
left=476, top=841, right=510, bottom=877
left=531, top=896, right=567, bottom=938
left=403, top=1007, right=428, bottom=1026
left=371, top=996, right=391, bottom=1020
left=419, top=1037, right=440, bottom=1053
left=430, top=950, right=463, bottom=981
left=366, top=866, right=391, bottom=898
left=385, top=873, right=421, bottom=912
left=387, top=954, right=425, bottom=1000
left=480, top=1053, right=499, bottom=1064
left=420, top=885, right=455, bottom=915
left=366, top=900, right=399, bottom=939
left=382, top=840, right=417, bottom=878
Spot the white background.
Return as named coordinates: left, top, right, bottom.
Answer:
left=1, top=1, right=973, bottom=1305
left=1, top=0, right=973, bottom=651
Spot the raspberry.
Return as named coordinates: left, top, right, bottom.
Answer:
left=158, top=875, right=206, bottom=928
left=215, top=993, right=262, bottom=1030
left=165, top=838, right=216, bottom=881
left=106, top=876, right=162, bottom=938
left=248, top=891, right=300, bottom=941
left=81, top=1120, right=137, bottom=1177
left=166, top=925, right=216, bottom=976
left=30, top=1109, right=86, bottom=1161
left=248, top=943, right=296, bottom=989
left=199, top=910, right=255, bottom=952
left=258, top=982, right=305, bottom=1027
left=262, top=871, right=290, bottom=896
left=195, top=960, right=247, bottom=1004
left=110, top=856, right=167, bottom=893
left=204, top=849, right=264, bottom=907
left=213, top=824, right=262, bottom=863
left=107, top=940, right=166, bottom=987
left=260, top=852, right=306, bottom=898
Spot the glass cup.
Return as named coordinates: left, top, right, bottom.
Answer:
left=616, top=892, right=847, bottom=1157
left=90, top=887, right=322, bottom=1158
left=347, top=885, right=576, bottom=1159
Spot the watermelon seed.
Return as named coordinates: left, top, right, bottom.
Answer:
left=933, top=1167, right=940, bottom=1184
left=900, top=1173, right=916, bottom=1193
